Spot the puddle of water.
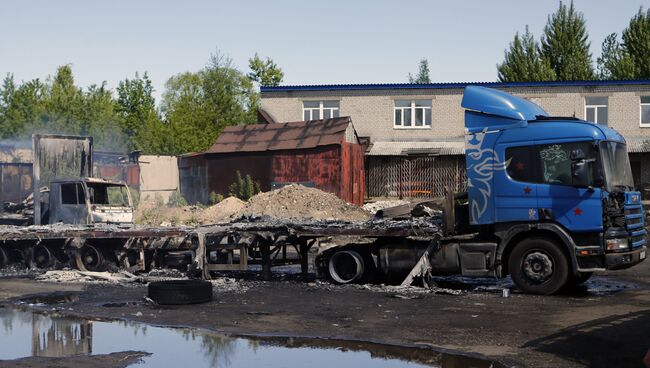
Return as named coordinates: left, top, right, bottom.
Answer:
left=0, top=308, right=504, bottom=368
left=433, top=275, right=638, bottom=296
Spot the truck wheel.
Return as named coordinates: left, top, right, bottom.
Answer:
left=148, top=280, right=212, bottom=305
left=75, top=245, right=106, bottom=272
left=328, top=250, right=365, bottom=284
left=31, top=245, right=54, bottom=269
left=508, top=237, right=569, bottom=295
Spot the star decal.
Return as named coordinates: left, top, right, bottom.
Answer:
left=523, top=186, right=532, bottom=194
left=573, top=207, right=583, bottom=216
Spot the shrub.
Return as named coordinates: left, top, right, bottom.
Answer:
left=228, top=171, right=260, bottom=200
left=209, top=191, right=224, bottom=205
left=167, top=191, right=188, bottom=207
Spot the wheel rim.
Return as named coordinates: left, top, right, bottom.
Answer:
left=80, top=246, right=102, bottom=271
left=522, top=251, right=554, bottom=283
left=33, top=245, right=53, bottom=269
left=328, top=250, right=364, bottom=284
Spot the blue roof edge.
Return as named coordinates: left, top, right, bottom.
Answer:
left=261, top=79, right=650, bottom=92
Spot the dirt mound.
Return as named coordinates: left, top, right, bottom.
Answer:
left=237, top=184, right=370, bottom=222
left=135, top=197, right=245, bottom=226
left=198, top=197, right=245, bottom=224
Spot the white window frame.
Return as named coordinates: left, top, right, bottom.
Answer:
left=302, top=100, right=340, bottom=120
left=584, top=97, right=608, bottom=125
left=640, top=96, right=650, bottom=127
left=393, top=100, right=432, bottom=129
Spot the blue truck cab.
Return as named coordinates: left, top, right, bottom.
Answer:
left=457, top=86, right=647, bottom=294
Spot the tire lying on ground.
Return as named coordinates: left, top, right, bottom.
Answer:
left=148, top=280, right=213, bottom=305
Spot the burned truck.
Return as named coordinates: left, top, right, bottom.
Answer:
left=0, top=134, right=134, bottom=226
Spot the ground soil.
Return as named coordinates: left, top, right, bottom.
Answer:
left=0, top=259, right=648, bottom=368
left=0, top=351, right=151, bottom=368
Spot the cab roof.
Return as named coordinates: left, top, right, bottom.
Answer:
left=461, top=85, right=548, bottom=121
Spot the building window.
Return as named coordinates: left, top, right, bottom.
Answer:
left=640, top=96, right=650, bottom=127
left=303, top=101, right=340, bottom=120
left=585, top=96, right=608, bottom=125
left=394, top=99, right=432, bottom=128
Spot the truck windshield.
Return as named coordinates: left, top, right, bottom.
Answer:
left=87, top=183, right=131, bottom=207
left=600, top=141, right=634, bottom=191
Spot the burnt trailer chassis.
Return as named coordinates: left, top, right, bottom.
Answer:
left=0, top=217, right=444, bottom=282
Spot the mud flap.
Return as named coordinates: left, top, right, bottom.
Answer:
left=458, top=242, right=497, bottom=277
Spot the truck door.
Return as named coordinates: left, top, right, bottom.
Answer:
left=494, top=144, right=539, bottom=222
left=535, top=142, right=602, bottom=231
left=58, top=183, right=90, bottom=225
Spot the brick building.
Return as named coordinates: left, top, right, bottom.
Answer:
left=260, top=80, right=650, bottom=199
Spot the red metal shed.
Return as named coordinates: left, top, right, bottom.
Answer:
left=179, top=117, right=365, bottom=206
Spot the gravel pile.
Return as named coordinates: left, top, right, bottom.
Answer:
left=198, top=197, right=245, bottom=224
left=236, top=184, right=370, bottom=222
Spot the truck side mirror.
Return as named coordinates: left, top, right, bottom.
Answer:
left=571, top=161, right=589, bottom=187
left=570, top=149, right=586, bottom=161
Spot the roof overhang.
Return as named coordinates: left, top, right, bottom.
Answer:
left=367, top=141, right=465, bottom=156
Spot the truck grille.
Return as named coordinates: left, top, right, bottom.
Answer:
left=624, top=192, right=646, bottom=249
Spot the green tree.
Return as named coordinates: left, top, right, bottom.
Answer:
left=597, top=33, right=635, bottom=79
left=116, top=72, right=163, bottom=151
left=541, top=1, right=595, bottom=80
left=161, top=49, right=258, bottom=155
left=39, top=65, right=86, bottom=134
left=247, top=53, right=284, bottom=86
left=4, top=79, right=46, bottom=138
left=408, top=59, right=431, bottom=83
left=83, top=83, right=128, bottom=151
left=498, top=26, right=556, bottom=82
left=622, top=8, right=650, bottom=78
left=0, top=74, right=17, bottom=137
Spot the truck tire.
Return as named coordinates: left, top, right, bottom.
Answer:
left=327, top=250, right=365, bottom=284
left=508, top=237, right=569, bottom=295
left=75, top=245, right=107, bottom=272
left=148, top=280, right=213, bottom=305
left=31, top=245, right=55, bottom=269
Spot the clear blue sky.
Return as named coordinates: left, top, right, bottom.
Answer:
left=0, top=0, right=647, bottom=102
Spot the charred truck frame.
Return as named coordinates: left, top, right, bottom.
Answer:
left=0, top=88, right=646, bottom=295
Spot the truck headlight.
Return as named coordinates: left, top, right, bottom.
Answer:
left=606, top=238, right=629, bottom=250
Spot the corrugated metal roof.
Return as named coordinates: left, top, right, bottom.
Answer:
left=367, top=141, right=465, bottom=156
left=261, top=79, right=650, bottom=93
left=207, top=117, right=353, bottom=154
left=625, top=137, right=650, bottom=153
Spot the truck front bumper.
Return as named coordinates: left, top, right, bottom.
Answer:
left=606, top=246, right=646, bottom=270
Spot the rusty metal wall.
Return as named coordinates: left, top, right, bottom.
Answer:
left=271, top=146, right=341, bottom=195
left=180, top=144, right=366, bottom=206
left=0, top=163, right=33, bottom=203
left=93, top=164, right=140, bottom=189
left=366, top=155, right=467, bottom=198
left=340, top=142, right=365, bottom=205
